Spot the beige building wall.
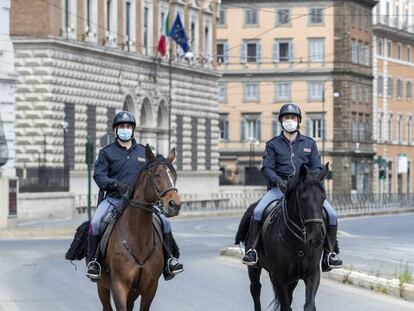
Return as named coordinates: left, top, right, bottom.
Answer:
left=217, top=0, right=376, bottom=193
left=373, top=0, right=414, bottom=193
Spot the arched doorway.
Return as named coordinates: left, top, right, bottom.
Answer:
left=157, top=100, right=169, bottom=156
left=139, top=97, right=156, bottom=150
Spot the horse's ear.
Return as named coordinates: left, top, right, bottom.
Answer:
left=167, top=148, right=176, bottom=163
left=299, top=164, right=307, bottom=181
left=319, top=162, right=329, bottom=181
left=145, top=144, right=156, bottom=162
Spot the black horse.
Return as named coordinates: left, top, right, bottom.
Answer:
left=240, top=163, right=329, bottom=311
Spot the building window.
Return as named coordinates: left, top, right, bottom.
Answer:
left=125, top=0, right=131, bottom=41
left=407, top=81, right=412, bottom=100
left=309, top=38, right=324, bottom=62
left=241, top=42, right=261, bottom=63
left=86, top=0, right=92, bottom=31
left=272, top=40, right=293, bottom=62
left=387, top=77, right=393, bottom=97
left=272, top=113, right=281, bottom=137
left=219, top=114, right=229, bottom=140
left=241, top=114, right=261, bottom=141
left=244, top=83, right=259, bottom=101
left=106, top=0, right=111, bottom=31
left=378, top=39, right=383, bottom=56
left=351, top=83, right=357, bottom=101
left=277, top=9, right=290, bottom=25
left=407, top=46, right=412, bottom=62
left=397, top=43, right=402, bottom=60
left=217, top=42, right=229, bottom=64
left=309, top=8, right=324, bottom=24
left=378, top=76, right=383, bottom=96
left=407, top=116, right=412, bottom=144
left=306, top=114, right=325, bottom=139
left=218, top=82, right=227, bottom=102
left=245, top=8, right=258, bottom=25
left=275, top=82, right=291, bottom=101
left=388, top=114, right=393, bottom=142
left=378, top=113, right=383, bottom=142
left=143, top=7, right=149, bottom=55
left=308, top=81, right=323, bottom=101
left=352, top=40, right=358, bottom=63
left=397, top=79, right=403, bottom=98
left=218, top=8, right=226, bottom=25
left=397, top=115, right=402, bottom=144
left=387, top=39, right=392, bottom=57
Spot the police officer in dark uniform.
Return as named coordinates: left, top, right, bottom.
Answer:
left=241, top=103, right=342, bottom=271
left=86, top=111, right=183, bottom=280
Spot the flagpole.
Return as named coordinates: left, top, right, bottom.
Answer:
left=168, top=34, right=173, bottom=152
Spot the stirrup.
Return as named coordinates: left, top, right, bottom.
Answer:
left=166, top=258, right=184, bottom=275
left=327, top=252, right=342, bottom=269
left=242, top=249, right=258, bottom=266
left=86, top=260, right=102, bottom=280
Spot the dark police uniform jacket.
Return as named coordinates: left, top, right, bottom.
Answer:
left=262, top=132, right=322, bottom=185
left=93, top=139, right=147, bottom=198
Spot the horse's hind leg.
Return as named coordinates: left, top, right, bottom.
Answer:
left=97, top=284, right=113, bottom=311
left=248, top=266, right=262, bottom=311
left=287, top=281, right=298, bottom=305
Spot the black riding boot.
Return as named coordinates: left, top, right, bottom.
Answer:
left=322, top=225, right=342, bottom=272
left=242, top=220, right=261, bottom=266
left=163, top=232, right=184, bottom=281
left=86, top=235, right=101, bottom=281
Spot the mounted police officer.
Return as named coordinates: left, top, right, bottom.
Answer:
left=86, top=111, right=183, bottom=280
left=241, top=103, right=342, bottom=271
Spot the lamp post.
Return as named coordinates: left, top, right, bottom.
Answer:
left=321, top=81, right=340, bottom=165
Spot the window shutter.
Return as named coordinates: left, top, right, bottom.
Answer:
left=288, top=41, right=294, bottom=62
left=241, top=120, right=245, bottom=141
left=241, top=43, right=247, bottom=63
left=224, top=43, right=229, bottom=63
left=257, top=43, right=262, bottom=63
left=273, top=42, right=279, bottom=63
left=306, top=119, right=312, bottom=137
left=322, top=119, right=326, bottom=139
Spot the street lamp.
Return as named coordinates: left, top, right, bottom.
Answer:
left=321, top=82, right=340, bottom=165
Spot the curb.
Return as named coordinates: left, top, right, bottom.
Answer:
left=220, top=247, right=414, bottom=302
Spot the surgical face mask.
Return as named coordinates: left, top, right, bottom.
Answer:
left=282, top=120, right=298, bottom=133
left=117, top=128, right=133, bottom=142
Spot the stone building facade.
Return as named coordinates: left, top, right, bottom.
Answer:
left=217, top=0, right=376, bottom=193
left=0, top=0, right=17, bottom=178
left=11, top=0, right=220, bottom=195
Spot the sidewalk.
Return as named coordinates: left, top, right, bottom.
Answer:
left=220, top=246, right=414, bottom=302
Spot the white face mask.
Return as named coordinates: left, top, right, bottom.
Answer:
left=117, top=128, right=133, bottom=141
left=282, top=120, right=298, bottom=133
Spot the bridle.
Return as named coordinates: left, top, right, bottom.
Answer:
left=279, top=182, right=326, bottom=256
left=127, top=160, right=178, bottom=213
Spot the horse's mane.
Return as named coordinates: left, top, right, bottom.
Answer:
left=286, top=165, right=325, bottom=196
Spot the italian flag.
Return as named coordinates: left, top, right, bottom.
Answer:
left=157, top=11, right=169, bottom=57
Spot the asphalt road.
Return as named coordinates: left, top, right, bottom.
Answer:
left=0, top=214, right=413, bottom=310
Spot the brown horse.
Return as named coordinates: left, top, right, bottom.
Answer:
left=96, top=145, right=182, bottom=311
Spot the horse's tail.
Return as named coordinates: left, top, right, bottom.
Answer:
left=235, top=200, right=259, bottom=245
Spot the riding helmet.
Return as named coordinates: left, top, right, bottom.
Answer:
left=112, top=111, right=136, bottom=129
left=278, top=103, right=302, bottom=123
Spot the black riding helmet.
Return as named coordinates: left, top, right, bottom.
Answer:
left=278, top=103, right=302, bottom=124
left=112, top=111, right=136, bottom=129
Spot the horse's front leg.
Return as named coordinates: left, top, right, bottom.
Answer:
left=139, top=279, right=159, bottom=311
left=248, top=266, right=262, bottom=311
left=270, top=276, right=291, bottom=311
left=97, top=284, right=113, bottom=311
left=303, top=271, right=321, bottom=311
left=111, top=279, right=131, bottom=311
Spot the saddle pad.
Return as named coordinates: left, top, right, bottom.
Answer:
left=261, top=199, right=283, bottom=237
left=99, top=212, right=164, bottom=260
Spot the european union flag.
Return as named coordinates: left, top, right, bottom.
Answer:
left=169, top=13, right=189, bottom=53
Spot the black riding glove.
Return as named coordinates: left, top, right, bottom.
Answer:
left=114, top=181, right=129, bottom=196
left=277, top=180, right=288, bottom=193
